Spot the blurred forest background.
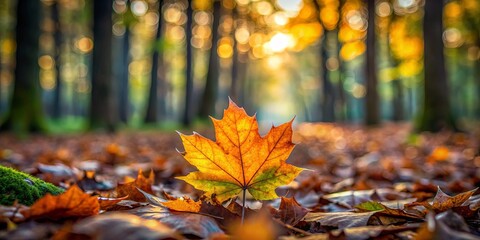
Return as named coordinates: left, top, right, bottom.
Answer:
left=0, top=0, right=479, bottom=134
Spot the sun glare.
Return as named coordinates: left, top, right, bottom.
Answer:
left=265, top=32, right=295, bottom=53
left=275, top=0, right=303, bottom=13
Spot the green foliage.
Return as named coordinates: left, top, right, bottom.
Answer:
left=355, top=201, right=385, bottom=211
left=0, top=165, right=64, bottom=206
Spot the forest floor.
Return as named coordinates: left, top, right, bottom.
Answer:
left=1, top=122, right=480, bottom=239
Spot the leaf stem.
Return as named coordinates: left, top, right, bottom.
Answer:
left=241, top=188, right=246, bottom=225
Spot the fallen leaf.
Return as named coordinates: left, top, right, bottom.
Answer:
left=177, top=100, right=303, bottom=202
left=334, top=225, right=420, bottom=240
left=22, top=185, right=99, bottom=220
left=77, top=170, right=114, bottom=191
left=323, top=188, right=410, bottom=208
left=303, top=211, right=378, bottom=229
left=273, top=197, right=308, bottom=226
left=161, top=197, right=201, bottom=213
left=98, top=195, right=129, bottom=211
left=116, top=169, right=155, bottom=202
left=416, top=211, right=479, bottom=240
left=137, top=188, right=240, bottom=225
left=432, top=187, right=478, bottom=212
left=128, top=204, right=224, bottom=238
left=72, top=212, right=180, bottom=240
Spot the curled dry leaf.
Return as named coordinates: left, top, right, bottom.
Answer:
left=431, top=187, right=478, bottom=212
left=22, top=185, right=99, bottom=220
left=273, top=197, right=308, bottom=226
left=72, top=212, right=180, bottom=240
left=303, top=211, right=378, bottom=229
left=116, top=169, right=155, bottom=202
left=137, top=188, right=241, bottom=226
left=98, top=195, right=129, bottom=211
left=127, top=204, right=224, bottom=238
left=177, top=100, right=303, bottom=202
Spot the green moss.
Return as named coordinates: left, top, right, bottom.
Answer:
left=0, top=165, right=64, bottom=206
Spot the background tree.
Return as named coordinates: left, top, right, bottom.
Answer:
left=365, top=0, right=379, bottom=125
left=118, top=0, right=131, bottom=124
left=182, top=0, right=194, bottom=126
left=145, top=0, right=165, bottom=123
left=198, top=0, right=221, bottom=119
left=415, top=0, right=457, bottom=132
left=0, top=0, right=46, bottom=133
left=90, top=0, right=117, bottom=131
left=52, top=1, right=63, bottom=119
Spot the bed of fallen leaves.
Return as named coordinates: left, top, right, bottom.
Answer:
left=1, top=121, right=480, bottom=240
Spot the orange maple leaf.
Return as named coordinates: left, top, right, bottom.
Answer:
left=22, top=185, right=99, bottom=220
left=177, top=100, right=303, bottom=202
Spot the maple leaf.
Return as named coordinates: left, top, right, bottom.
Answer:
left=177, top=100, right=303, bottom=202
left=22, top=185, right=99, bottom=220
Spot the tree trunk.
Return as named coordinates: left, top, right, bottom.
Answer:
left=182, top=0, right=194, bottom=126
left=198, top=0, right=221, bottom=119
left=392, top=79, right=404, bottom=121
left=145, top=0, right=164, bottom=123
left=0, top=0, right=46, bottom=133
left=52, top=1, right=62, bottom=119
left=365, top=0, right=379, bottom=125
left=476, top=58, right=480, bottom=119
left=321, top=30, right=336, bottom=122
left=90, top=0, right=117, bottom=131
left=415, top=0, right=457, bottom=132
left=119, top=26, right=130, bottom=123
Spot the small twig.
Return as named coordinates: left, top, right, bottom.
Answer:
left=272, top=218, right=313, bottom=236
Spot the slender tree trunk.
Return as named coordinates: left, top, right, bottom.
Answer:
left=52, top=1, right=62, bottom=119
left=231, top=53, right=248, bottom=104
left=476, top=58, right=480, bottom=119
left=365, top=0, right=379, bottom=125
left=182, top=0, right=194, bottom=126
left=90, top=0, right=117, bottom=131
left=230, top=8, right=239, bottom=103
left=198, top=0, right=221, bottom=119
left=145, top=0, right=164, bottom=123
left=415, top=0, right=456, bottom=132
left=1, top=0, right=46, bottom=133
left=321, top=31, right=336, bottom=122
left=392, top=79, right=404, bottom=121
left=119, top=26, right=130, bottom=123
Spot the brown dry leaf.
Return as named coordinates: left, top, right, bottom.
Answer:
left=355, top=201, right=424, bottom=221
left=415, top=212, right=478, bottom=240
left=116, top=169, right=154, bottom=202
left=128, top=204, right=224, bottom=238
left=154, top=194, right=240, bottom=226
left=98, top=195, right=129, bottom=211
left=273, top=197, right=308, bottom=226
left=22, top=185, right=99, bottom=220
left=432, top=187, right=478, bottom=212
left=334, top=225, right=420, bottom=240
left=72, top=212, right=180, bottom=240
left=303, top=211, right=378, bottom=229
left=322, top=188, right=410, bottom=208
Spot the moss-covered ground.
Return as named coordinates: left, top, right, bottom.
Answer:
left=0, top=165, right=64, bottom=206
